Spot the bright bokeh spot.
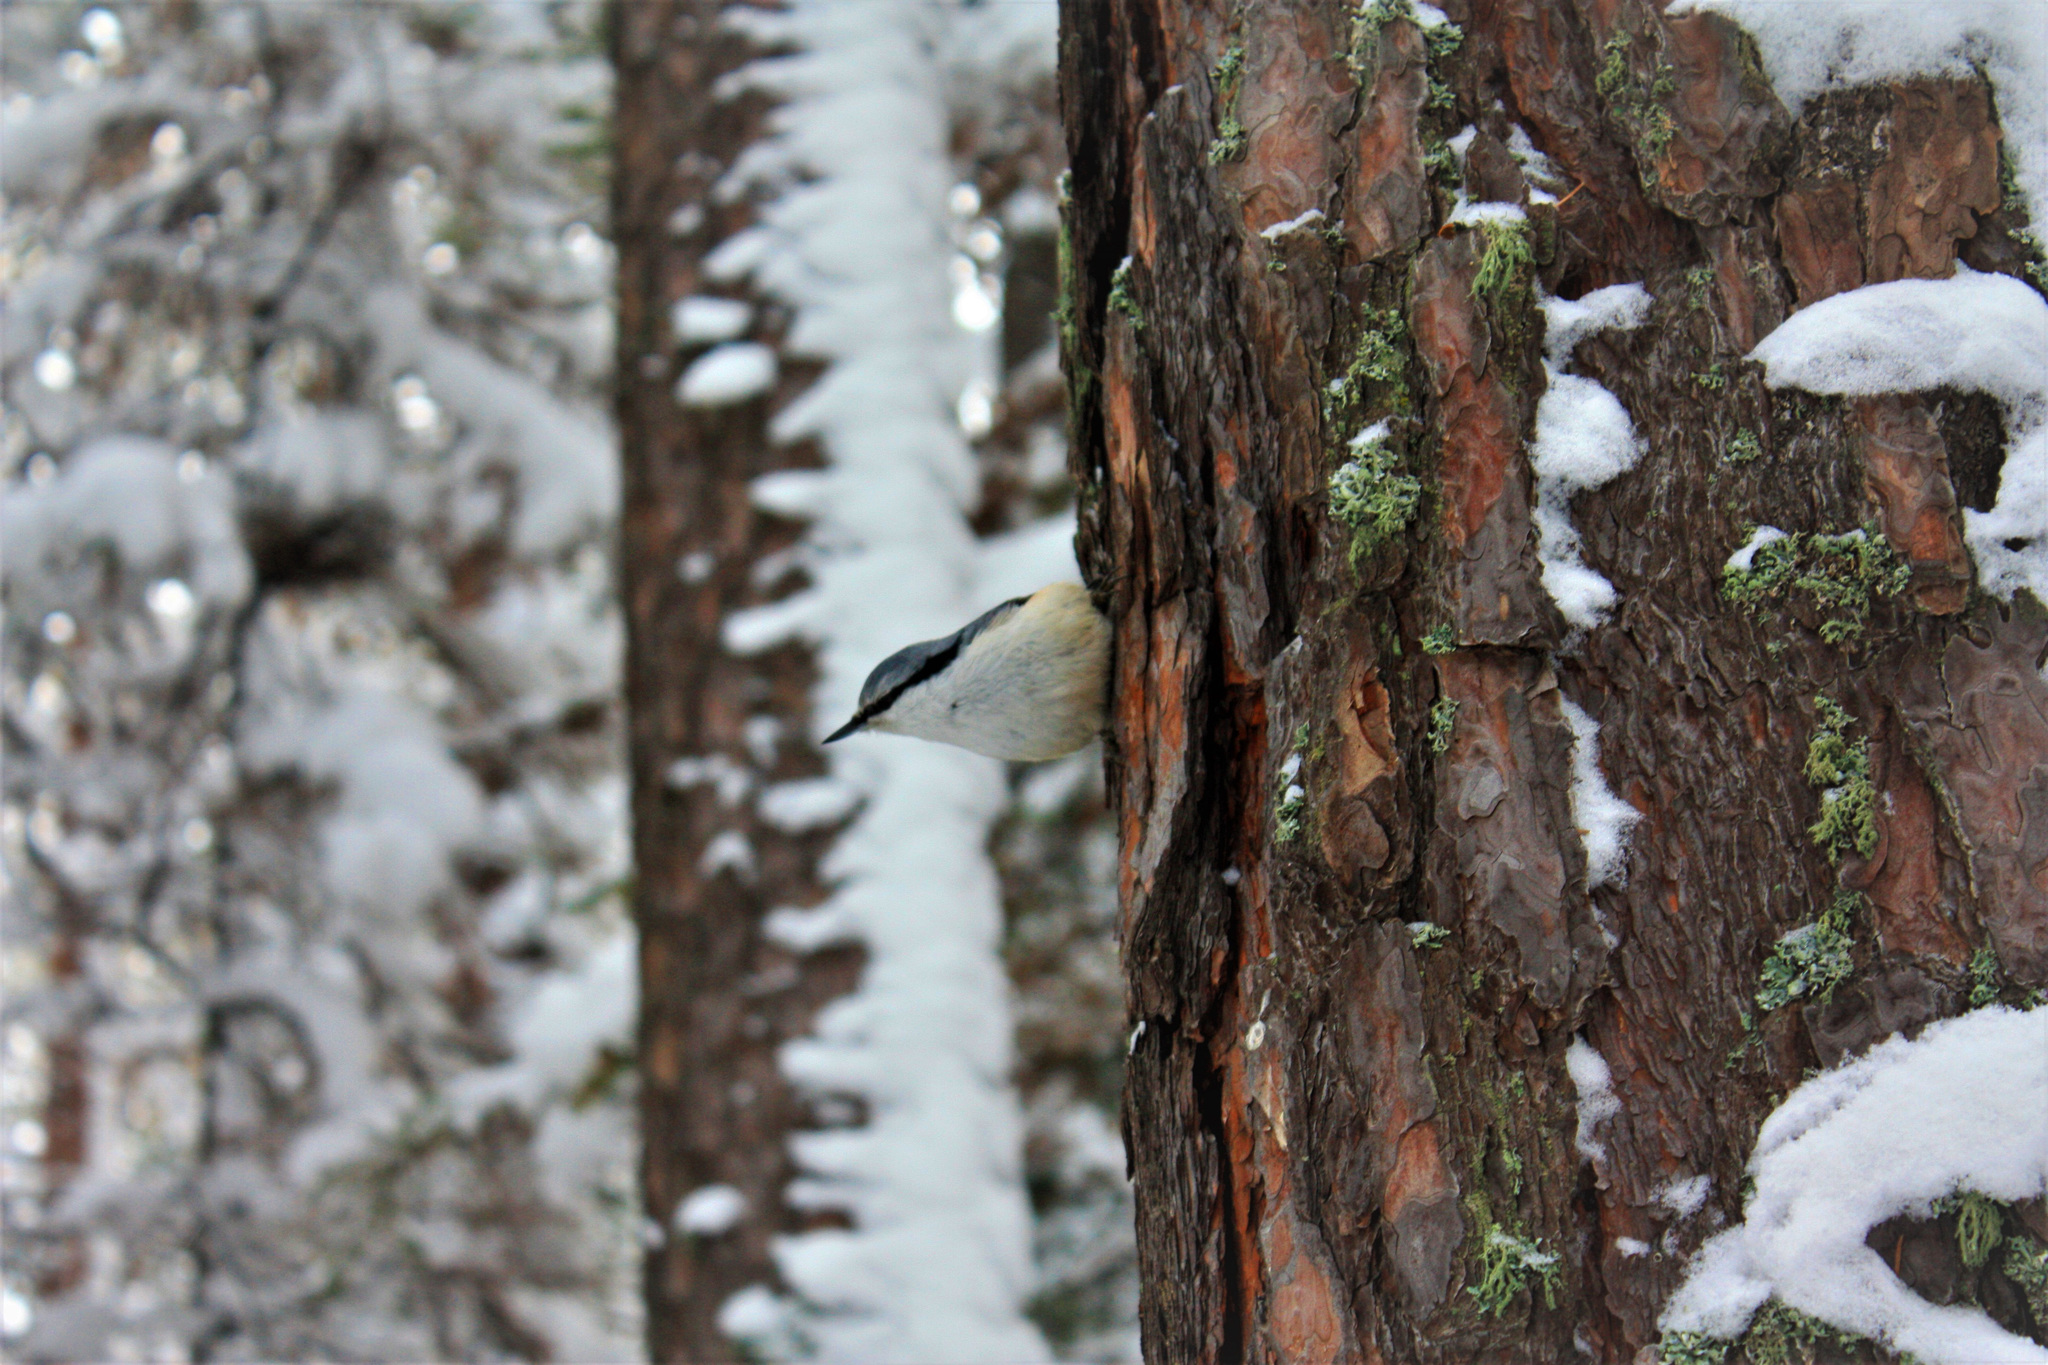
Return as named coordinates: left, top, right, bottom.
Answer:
left=33, top=349, right=76, bottom=391
left=393, top=375, right=441, bottom=432
left=80, top=8, right=123, bottom=59
left=146, top=578, right=196, bottom=619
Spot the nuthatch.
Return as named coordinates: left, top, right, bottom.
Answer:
left=823, top=583, right=1111, bottom=761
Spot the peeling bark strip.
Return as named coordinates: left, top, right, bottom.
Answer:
left=613, top=6, right=858, bottom=1358
left=1059, top=0, right=2048, bottom=1360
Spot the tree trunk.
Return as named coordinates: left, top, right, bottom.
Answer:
left=613, top=6, right=862, bottom=1358
left=1057, top=0, right=2048, bottom=1361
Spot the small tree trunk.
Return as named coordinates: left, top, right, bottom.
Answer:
left=26, top=862, right=90, bottom=1302
left=1057, top=0, right=2048, bottom=1360
left=613, top=6, right=862, bottom=1358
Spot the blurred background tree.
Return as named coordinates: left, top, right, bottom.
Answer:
left=3, top=3, right=643, bottom=1358
left=3, top=1, right=1139, bottom=1361
left=611, top=0, right=1134, bottom=1358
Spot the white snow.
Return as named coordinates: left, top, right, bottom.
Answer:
left=1506, top=123, right=1565, bottom=197
left=1560, top=698, right=1640, bottom=890
left=718, top=1284, right=801, bottom=1355
left=675, top=1184, right=748, bottom=1236
left=676, top=340, right=778, bottom=407
left=1447, top=198, right=1527, bottom=227
left=234, top=411, right=392, bottom=515
left=699, top=829, right=757, bottom=881
left=1543, top=285, right=1654, bottom=364
left=672, top=294, right=753, bottom=344
left=763, top=901, right=858, bottom=954
left=365, top=288, right=616, bottom=554
left=1688, top=0, right=2048, bottom=607
left=1746, top=268, right=2048, bottom=606
left=449, top=937, right=636, bottom=1121
left=1532, top=286, right=1654, bottom=628
left=1566, top=1038, right=1620, bottom=1161
left=1618, top=1237, right=1651, bottom=1258
left=665, top=753, right=754, bottom=806
left=1260, top=208, right=1327, bottom=240
left=1725, top=525, right=1788, bottom=574
left=757, top=778, right=862, bottom=831
left=1350, top=417, right=1392, bottom=452
left=1656, top=1173, right=1713, bottom=1219
left=1, top=436, right=251, bottom=616
left=239, top=688, right=485, bottom=951
left=743, top=714, right=785, bottom=765
left=1661, top=1006, right=2048, bottom=1365
left=1748, top=271, right=2041, bottom=410
left=2, top=9, right=641, bottom=1360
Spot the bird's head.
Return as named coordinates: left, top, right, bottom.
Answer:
left=821, top=585, right=1110, bottom=762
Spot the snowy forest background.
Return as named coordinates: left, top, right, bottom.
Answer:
left=1, top=1, right=1135, bottom=1361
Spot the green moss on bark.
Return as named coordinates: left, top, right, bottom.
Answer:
left=1722, top=525, right=1909, bottom=646
left=1329, top=432, right=1422, bottom=563
left=1803, top=697, right=1877, bottom=863
left=1209, top=45, right=1247, bottom=164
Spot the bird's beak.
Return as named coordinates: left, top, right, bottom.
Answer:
left=821, top=713, right=865, bottom=744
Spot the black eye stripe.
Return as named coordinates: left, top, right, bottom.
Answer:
left=864, top=634, right=965, bottom=719
left=859, top=594, right=1028, bottom=722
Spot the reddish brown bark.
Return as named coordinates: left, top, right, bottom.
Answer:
left=36, top=942, right=88, bottom=1300
left=612, top=6, right=860, bottom=1358
left=20, top=844, right=94, bottom=1301
left=1059, top=0, right=2048, bottom=1360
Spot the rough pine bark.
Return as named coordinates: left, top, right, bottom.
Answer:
left=1057, top=0, right=2048, bottom=1360
left=613, top=6, right=862, bottom=1358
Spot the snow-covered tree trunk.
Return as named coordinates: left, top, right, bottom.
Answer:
left=1057, top=0, right=2048, bottom=1360
left=614, top=0, right=1110, bottom=1359
left=611, top=3, right=873, bottom=1357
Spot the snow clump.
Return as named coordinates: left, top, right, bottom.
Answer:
left=1661, top=1006, right=2048, bottom=1365
left=1746, top=269, right=2048, bottom=607
left=1531, top=284, right=1654, bottom=628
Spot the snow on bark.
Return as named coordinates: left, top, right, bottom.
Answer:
left=1676, top=0, right=2048, bottom=235
left=676, top=341, right=779, bottom=407
left=1566, top=1038, right=1620, bottom=1161
left=672, top=295, right=754, bottom=345
left=1690, top=0, right=2048, bottom=611
left=1663, top=1006, right=2048, bottom=1365
left=1747, top=269, right=2048, bottom=607
left=1725, top=525, right=1789, bottom=573
left=1531, top=285, right=1653, bottom=628
left=1558, top=699, right=1641, bottom=893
